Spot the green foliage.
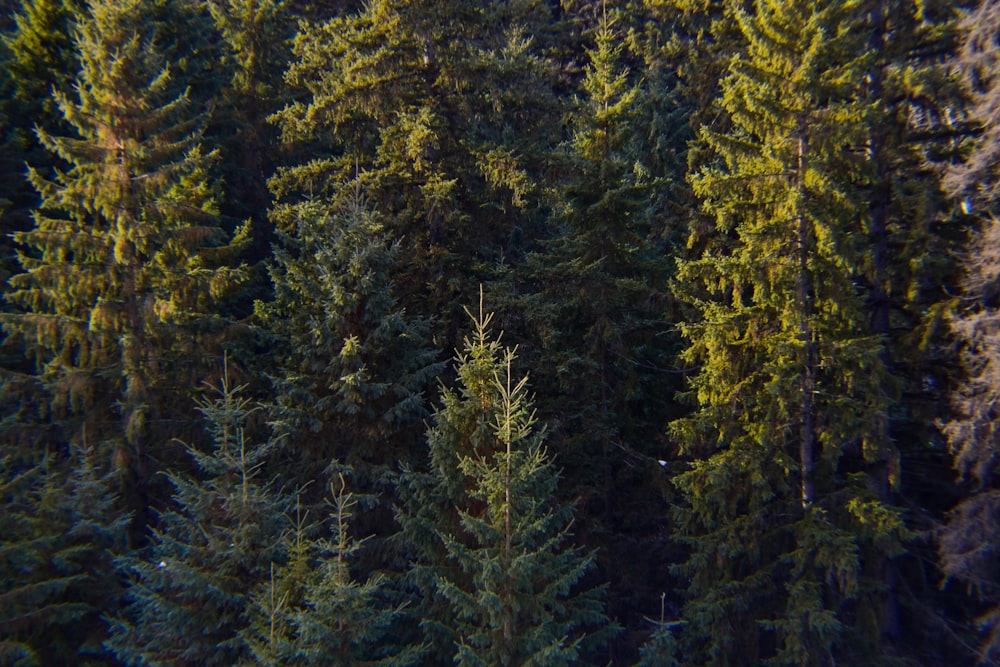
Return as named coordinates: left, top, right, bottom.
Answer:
left=397, top=300, right=615, bottom=665
left=107, top=361, right=288, bottom=665
left=243, top=471, right=422, bottom=666
left=2, top=0, right=250, bottom=484
left=207, top=0, right=293, bottom=254
left=669, top=0, right=909, bottom=662
left=0, top=444, right=129, bottom=664
left=3, top=0, right=82, bottom=137
left=269, top=0, right=559, bottom=332
left=257, top=179, right=442, bottom=474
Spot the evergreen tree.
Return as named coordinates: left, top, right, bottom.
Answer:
left=207, top=0, right=293, bottom=263
left=397, top=299, right=614, bottom=665
left=0, top=444, right=129, bottom=664
left=857, top=0, right=962, bottom=656
left=939, top=1, right=1000, bottom=661
left=509, top=6, right=681, bottom=646
left=257, top=179, right=442, bottom=477
left=107, top=361, right=288, bottom=666
left=242, top=470, right=421, bottom=666
left=1, top=0, right=250, bottom=511
left=269, top=0, right=559, bottom=335
left=670, top=0, right=907, bottom=662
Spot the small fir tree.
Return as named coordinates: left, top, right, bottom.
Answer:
left=106, top=361, right=288, bottom=666
left=397, top=298, right=615, bottom=665
left=0, top=443, right=129, bottom=664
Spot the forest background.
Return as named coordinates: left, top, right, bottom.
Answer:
left=1, top=0, right=999, bottom=665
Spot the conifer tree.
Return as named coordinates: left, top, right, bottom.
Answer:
left=269, top=0, right=559, bottom=332
left=939, top=1, right=1000, bottom=661
left=670, top=0, right=907, bottom=662
left=207, top=0, right=292, bottom=259
left=510, top=6, right=680, bottom=639
left=242, top=471, right=421, bottom=666
left=0, top=444, right=129, bottom=664
left=397, top=299, right=614, bottom=665
left=2, top=0, right=250, bottom=503
left=856, top=0, right=962, bottom=653
left=107, top=361, right=288, bottom=666
left=257, top=179, right=442, bottom=475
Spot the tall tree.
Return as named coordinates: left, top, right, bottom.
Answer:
left=107, top=361, right=288, bottom=666
left=269, top=0, right=559, bottom=337
left=396, top=300, right=615, bottom=665
left=1, top=0, right=250, bottom=515
left=508, top=6, right=680, bottom=649
left=858, top=0, right=963, bottom=655
left=257, top=180, right=442, bottom=480
left=670, top=0, right=908, bottom=663
left=939, top=1, right=1000, bottom=661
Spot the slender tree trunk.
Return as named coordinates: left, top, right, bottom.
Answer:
left=865, top=0, right=901, bottom=648
left=796, top=127, right=816, bottom=507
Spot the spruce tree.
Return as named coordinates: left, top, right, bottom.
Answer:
left=670, top=0, right=907, bottom=662
left=242, top=470, right=421, bottom=666
left=0, top=444, right=129, bottom=664
left=269, top=0, right=559, bottom=334
left=510, top=5, right=680, bottom=642
left=857, top=0, right=962, bottom=654
left=2, top=0, right=250, bottom=508
left=107, top=361, right=288, bottom=666
left=257, top=179, right=442, bottom=476
left=397, top=299, right=614, bottom=665
left=939, top=1, right=1000, bottom=661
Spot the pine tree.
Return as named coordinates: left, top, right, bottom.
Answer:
left=670, top=0, right=908, bottom=662
left=257, top=179, right=442, bottom=476
left=397, top=298, right=614, bottom=665
left=1, top=0, right=250, bottom=509
left=0, top=444, right=129, bottom=664
left=107, top=360, right=288, bottom=666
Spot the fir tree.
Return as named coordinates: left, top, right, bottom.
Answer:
left=257, top=179, right=442, bottom=477
left=670, top=0, right=908, bottom=662
left=509, top=5, right=680, bottom=643
left=0, top=443, right=129, bottom=664
left=269, top=0, right=559, bottom=334
left=2, top=0, right=250, bottom=509
left=397, top=298, right=614, bottom=665
left=243, top=470, right=421, bottom=666
left=857, top=0, right=962, bottom=654
left=939, top=1, right=1000, bottom=661
left=107, top=360, right=288, bottom=666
